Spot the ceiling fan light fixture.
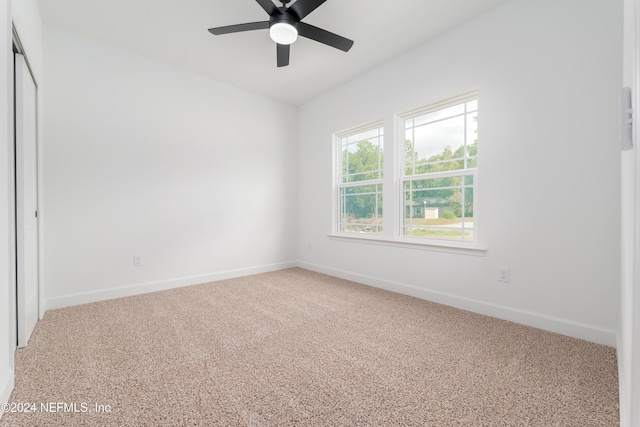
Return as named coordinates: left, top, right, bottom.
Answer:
left=270, top=22, right=298, bottom=45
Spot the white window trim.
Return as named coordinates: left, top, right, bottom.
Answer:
left=330, top=91, right=485, bottom=256
left=328, top=233, right=487, bottom=256
left=332, top=120, right=385, bottom=235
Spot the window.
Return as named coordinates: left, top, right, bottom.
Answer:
left=335, top=123, right=384, bottom=234
left=333, top=91, right=480, bottom=250
left=400, top=94, right=478, bottom=242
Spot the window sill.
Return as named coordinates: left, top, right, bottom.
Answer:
left=328, top=234, right=487, bottom=256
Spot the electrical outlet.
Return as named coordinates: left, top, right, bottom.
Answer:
left=498, top=267, right=510, bottom=283
left=133, top=255, right=143, bottom=267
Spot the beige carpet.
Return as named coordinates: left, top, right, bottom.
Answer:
left=0, top=268, right=619, bottom=426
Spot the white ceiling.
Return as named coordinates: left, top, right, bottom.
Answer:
left=37, top=0, right=510, bottom=105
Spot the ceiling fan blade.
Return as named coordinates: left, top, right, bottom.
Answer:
left=288, top=0, right=327, bottom=21
left=277, top=44, right=290, bottom=67
left=255, top=0, right=279, bottom=16
left=208, top=21, right=269, bottom=35
left=298, top=22, right=354, bottom=52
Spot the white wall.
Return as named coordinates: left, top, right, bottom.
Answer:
left=297, top=0, right=622, bottom=346
left=42, top=26, right=298, bottom=308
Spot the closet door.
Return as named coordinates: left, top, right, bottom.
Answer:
left=15, top=53, right=39, bottom=348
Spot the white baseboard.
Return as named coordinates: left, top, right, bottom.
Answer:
left=298, top=261, right=618, bottom=347
left=0, top=368, right=15, bottom=420
left=43, top=259, right=617, bottom=347
left=45, top=261, right=298, bottom=311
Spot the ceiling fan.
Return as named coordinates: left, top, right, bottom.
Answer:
left=208, top=0, right=354, bottom=67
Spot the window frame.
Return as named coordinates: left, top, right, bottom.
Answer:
left=396, top=91, right=479, bottom=246
left=333, top=120, right=385, bottom=236
left=330, top=91, right=486, bottom=256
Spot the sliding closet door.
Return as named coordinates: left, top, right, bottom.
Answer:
left=15, top=53, right=39, bottom=348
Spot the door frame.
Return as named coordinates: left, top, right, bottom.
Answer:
left=621, top=1, right=640, bottom=425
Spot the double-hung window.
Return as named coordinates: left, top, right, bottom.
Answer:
left=400, top=93, right=478, bottom=243
left=333, top=91, right=479, bottom=249
left=335, top=122, right=384, bottom=234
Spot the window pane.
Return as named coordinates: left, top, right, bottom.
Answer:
left=341, top=127, right=383, bottom=183
left=341, top=145, right=348, bottom=183
left=404, top=97, right=478, bottom=177
left=347, top=127, right=381, bottom=144
left=467, top=113, right=478, bottom=144
left=339, top=184, right=383, bottom=234
left=466, top=112, right=478, bottom=170
left=405, top=118, right=413, bottom=129
left=402, top=176, right=473, bottom=241
left=414, top=115, right=464, bottom=162
left=414, top=104, right=465, bottom=127
left=405, top=129, right=414, bottom=175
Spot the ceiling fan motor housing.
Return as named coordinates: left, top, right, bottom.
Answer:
left=270, top=10, right=299, bottom=29
left=269, top=10, right=299, bottom=44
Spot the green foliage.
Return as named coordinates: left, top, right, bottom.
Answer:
left=404, top=139, right=477, bottom=219
left=341, top=185, right=382, bottom=221
left=342, top=140, right=383, bottom=219
left=442, top=211, right=456, bottom=220
left=405, top=140, right=478, bottom=175
left=343, top=140, right=383, bottom=183
left=341, top=132, right=477, bottom=220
